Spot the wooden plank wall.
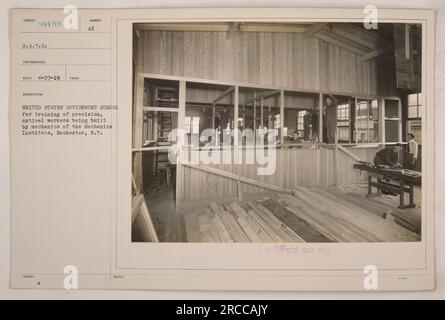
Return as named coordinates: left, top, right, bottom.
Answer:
left=136, top=31, right=397, bottom=97
left=181, top=146, right=382, bottom=201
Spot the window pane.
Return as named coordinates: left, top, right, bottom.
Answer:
left=336, top=102, right=350, bottom=142
left=144, top=78, right=180, bottom=108
left=355, top=99, right=380, bottom=143
left=408, top=106, right=418, bottom=118
left=385, top=99, right=400, bottom=118
left=385, top=120, right=399, bottom=142
left=370, top=100, right=380, bottom=142
left=142, top=111, right=178, bottom=146
left=408, top=93, right=418, bottom=107
left=338, top=127, right=350, bottom=141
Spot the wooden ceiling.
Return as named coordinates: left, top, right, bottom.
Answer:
left=134, top=22, right=393, bottom=61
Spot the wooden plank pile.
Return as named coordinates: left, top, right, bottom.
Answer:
left=276, top=187, right=419, bottom=242
left=183, top=185, right=420, bottom=243
left=324, top=185, right=421, bottom=234
left=184, top=200, right=306, bottom=243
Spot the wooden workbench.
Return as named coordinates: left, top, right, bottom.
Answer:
left=353, top=163, right=421, bottom=209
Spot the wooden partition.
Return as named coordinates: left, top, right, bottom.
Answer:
left=180, top=146, right=381, bottom=201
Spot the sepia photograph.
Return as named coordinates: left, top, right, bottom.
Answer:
left=130, top=21, right=423, bottom=244
left=6, top=4, right=439, bottom=294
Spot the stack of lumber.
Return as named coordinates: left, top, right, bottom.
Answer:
left=183, top=201, right=305, bottom=243
left=277, top=187, right=419, bottom=242
left=182, top=185, right=420, bottom=243
left=325, top=184, right=421, bottom=234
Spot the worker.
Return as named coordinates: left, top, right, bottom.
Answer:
left=311, top=109, right=319, bottom=141
left=373, top=143, right=403, bottom=167
left=323, top=95, right=337, bottom=144
left=303, top=111, right=311, bottom=140
left=358, top=132, right=366, bottom=143
left=373, top=143, right=403, bottom=195
left=405, top=133, right=418, bottom=170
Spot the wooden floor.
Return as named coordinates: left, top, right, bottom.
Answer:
left=181, top=184, right=421, bottom=243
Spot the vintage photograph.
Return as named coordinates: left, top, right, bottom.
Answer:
left=130, top=22, right=422, bottom=243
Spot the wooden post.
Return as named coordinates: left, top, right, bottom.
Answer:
left=380, top=98, right=386, bottom=144
left=319, top=93, right=323, bottom=143
left=237, top=178, right=243, bottom=202
left=133, top=73, right=144, bottom=192
left=334, top=132, right=339, bottom=185
left=175, top=80, right=186, bottom=209
left=260, top=98, right=264, bottom=132
left=398, top=98, right=403, bottom=142
left=280, top=90, right=285, bottom=145
left=354, top=97, right=358, bottom=143
left=212, top=105, right=215, bottom=130
left=234, top=86, right=239, bottom=146
left=253, top=93, right=257, bottom=138
left=316, top=148, right=321, bottom=187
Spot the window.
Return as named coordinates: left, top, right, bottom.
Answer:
left=297, top=111, right=306, bottom=134
left=337, top=103, right=350, bottom=142
left=185, top=116, right=200, bottom=134
left=142, top=111, right=178, bottom=146
left=355, top=99, right=380, bottom=143
left=143, top=78, right=179, bottom=108
left=384, top=99, right=401, bottom=142
left=408, top=93, right=422, bottom=119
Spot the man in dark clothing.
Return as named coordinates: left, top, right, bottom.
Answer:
left=373, top=144, right=403, bottom=167
left=373, top=144, right=403, bottom=195
left=323, top=95, right=337, bottom=144
left=303, top=111, right=311, bottom=140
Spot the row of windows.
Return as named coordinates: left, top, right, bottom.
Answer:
left=142, top=78, right=422, bottom=147
left=172, top=96, right=421, bottom=146
left=293, top=98, right=408, bottom=144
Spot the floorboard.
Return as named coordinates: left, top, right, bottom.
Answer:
left=144, top=184, right=421, bottom=243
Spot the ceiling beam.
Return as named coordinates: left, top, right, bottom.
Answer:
left=360, top=46, right=393, bottom=61
left=134, top=23, right=310, bottom=33
left=315, top=29, right=370, bottom=55
left=330, top=23, right=379, bottom=50
left=212, top=86, right=235, bottom=105
left=303, top=22, right=329, bottom=39
left=135, top=23, right=230, bottom=32
left=239, top=23, right=309, bottom=33
left=227, top=22, right=240, bottom=39
left=241, top=90, right=280, bottom=105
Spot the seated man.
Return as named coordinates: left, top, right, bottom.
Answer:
left=373, top=143, right=403, bottom=195
left=373, top=143, right=403, bottom=168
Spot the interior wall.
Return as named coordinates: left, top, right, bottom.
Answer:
left=135, top=30, right=397, bottom=97
left=180, top=146, right=382, bottom=201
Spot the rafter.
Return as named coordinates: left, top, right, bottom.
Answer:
left=360, top=46, right=393, bottom=61
left=212, top=86, right=235, bottom=105
left=227, top=22, right=240, bottom=39
left=303, top=22, right=329, bottom=39
left=241, top=90, right=280, bottom=105
left=315, top=29, right=370, bottom=55
left=330, top=23, right=379, bottom=50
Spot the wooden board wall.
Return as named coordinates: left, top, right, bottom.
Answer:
left=180, top=146, right=381, bottom=201
left=136, top=31, right=397, bottom=97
